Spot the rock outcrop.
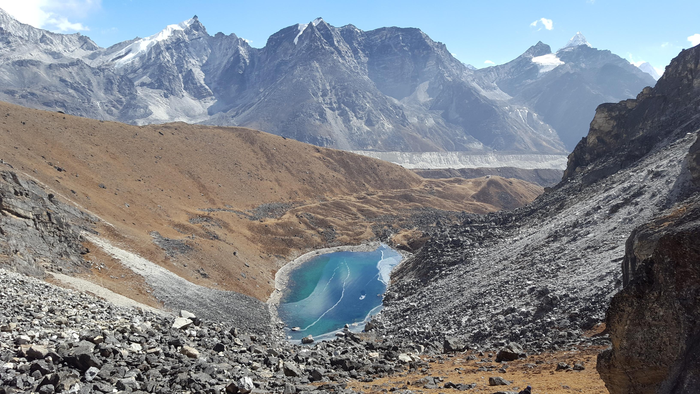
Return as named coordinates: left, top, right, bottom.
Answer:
left=563, top=45, right=700, bottom=184
left=597, top=197, right=700, bottom=393
left=596, top=52, right=700, bottom=392
left=0, top=170, right=95, bottom=277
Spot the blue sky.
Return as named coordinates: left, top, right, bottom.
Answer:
left=0, top=0, right=698, bottom=74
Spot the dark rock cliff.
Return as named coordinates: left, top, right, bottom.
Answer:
left=597, top=197, right=700, bottom=394
left=596, top=70, right=700, bottom=392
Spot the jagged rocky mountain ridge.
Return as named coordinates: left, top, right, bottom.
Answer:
left=372, top=44, right=699, bottom=355
left=474, top=33, right=656, bottom=150
left=0, top=9, right=653, bottom=153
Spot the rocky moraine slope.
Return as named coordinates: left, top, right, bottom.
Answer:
left=374, top=44, right=700, bottom=359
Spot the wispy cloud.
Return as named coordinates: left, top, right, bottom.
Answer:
left=0, top=0, right=101, bottom=32
left=530, top=18, right=553, bottom=31
left=484, top=60, right=495, bottom=65
left=689, top=34, right=700, bottom=47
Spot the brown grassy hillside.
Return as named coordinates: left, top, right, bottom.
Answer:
left=0, top=101, right=542, bottom=303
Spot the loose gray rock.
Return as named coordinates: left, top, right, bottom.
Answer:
left=283, top=361, right=302, bottom=377
left=180, top=345, right=199, bottom=359
left=489, top=376, right=511, bottom=386
left=84, top=366, right=100, bottom=382
left=444, top=336, right=466, bottom=353
left=172, top=317, right=193, bottom=329
left=496, top=342, right=525, bottom=362
left=226, top=376, right=254, bottom=394
left=26, top=345, right=49, bottom=360
left=283, top=382, right=296, bottom=394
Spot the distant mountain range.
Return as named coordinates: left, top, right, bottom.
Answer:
left=0, top=10, right=656, bottom=153
left=474, top=33, right=658, bottom=149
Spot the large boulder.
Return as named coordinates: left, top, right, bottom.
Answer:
left=597, top=199, right=700, bottom=393
left=495, top=342, right=525, bottom=362
left=443, top=336, right=466, bottom=353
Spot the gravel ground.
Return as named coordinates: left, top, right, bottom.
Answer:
left=375, top=130, right=698, bottom=352
left=84, top=234, right=271, bottom=335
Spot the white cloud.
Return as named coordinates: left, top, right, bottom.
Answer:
left=530, top=18, right=553, bottom=31
left=484, top=60, right=495, bottom=65
left=689, top=34, right=700, bottom=47
left=0, top=0, right=100, bottom=32
left=242, top=38, right=252, bottom=44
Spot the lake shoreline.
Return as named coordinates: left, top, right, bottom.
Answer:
left=268, top=242, right=398, bottom=341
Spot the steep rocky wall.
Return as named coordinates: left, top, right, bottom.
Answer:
left=0, top=169, right=96, bottom=277
left=563, top=46, right=700, bottom=184
left=597, top=198, right=700, bottom=394
left=689, top=135, right=700, bottom=187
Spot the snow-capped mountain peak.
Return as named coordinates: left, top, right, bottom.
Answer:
left=107, top=16, right=201, bottom=67
left=293, top=18, right=325, bottom=45
left=635, top=61, right=662, bottom=80
left=561, top=32, right=591, bottom=50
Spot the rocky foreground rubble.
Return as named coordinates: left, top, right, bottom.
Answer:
left=0, top=268, right=440, bottom=394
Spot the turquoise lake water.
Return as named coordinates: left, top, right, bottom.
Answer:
left=277, top=244, right=402, bottom=341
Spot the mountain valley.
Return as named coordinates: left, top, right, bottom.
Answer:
left=0, top=7, right=698, bottom=394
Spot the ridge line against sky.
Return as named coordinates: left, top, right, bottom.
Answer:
left=0, top=0, right=698, bottom=74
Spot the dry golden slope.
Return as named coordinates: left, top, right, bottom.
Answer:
left=0, top=101, right=543, bottom=303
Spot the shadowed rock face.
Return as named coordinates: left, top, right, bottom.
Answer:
left=597, top=198, right=700, bottom=394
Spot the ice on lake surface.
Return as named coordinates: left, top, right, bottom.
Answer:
left=278, top=244, right=402, bottom=341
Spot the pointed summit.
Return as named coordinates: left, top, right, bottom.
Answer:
left=562, top=32, right=591, bottom=49
left=523, top=41, right=552, bottom=58
left=636, top=61, right=662, bottom=80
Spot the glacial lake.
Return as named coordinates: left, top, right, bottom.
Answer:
left=277, top=244, right=402, bottom=342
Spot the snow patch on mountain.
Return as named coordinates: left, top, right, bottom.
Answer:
left=531, top=53, right=564, bottom=72
left=294, top=23, right=308, bottom=45
left=110, top=18, right=197, bottom=67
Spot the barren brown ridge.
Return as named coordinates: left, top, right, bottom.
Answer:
left=0, top=100, right=543, bottom=305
